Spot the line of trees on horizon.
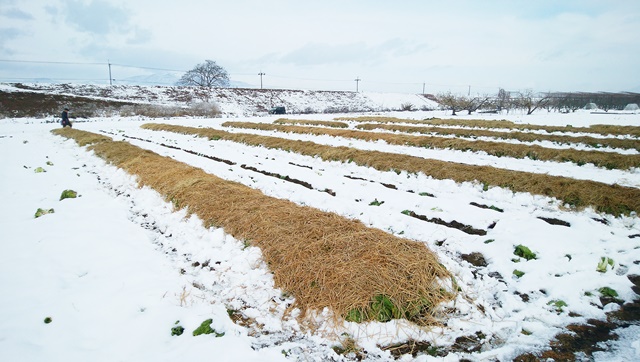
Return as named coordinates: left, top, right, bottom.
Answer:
left=434, top=89, right=640, bottom=115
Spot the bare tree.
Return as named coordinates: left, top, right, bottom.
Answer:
left=177, top=60, right=230, bottom=88
left=495, top=88, right=512, bottom=112
left=514, top=90, right=551, bottom=115
left=460, top=95, right=492, bottom=115
left=436, top=92, right=465, bottom=115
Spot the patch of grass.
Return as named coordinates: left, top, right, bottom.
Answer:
left=34, top=167, right=46, bottom=173
left=34, top=208, right=54, bottom=218
left=418, top=191, right=435, bottom=197
left=59, top=189, right=78, bottom=200
left=192, top=319, right=224, bottom=337
left=484, top=239, right=495, bottom=244
left=514, top=244, right=537, bottom=261
left=369, top=199, right=385, bottom=206
left=513, top=270, right=525, bottom=278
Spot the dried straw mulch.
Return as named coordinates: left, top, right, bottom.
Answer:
left=51, top=128, right=454, bottom=326
left=222, top=121, right=640, bottom=170
left=354, top=123, right=640, bottom=152
left=335, top=116, right=640, bottom=138
left=141, top=123, right=640, bottom=216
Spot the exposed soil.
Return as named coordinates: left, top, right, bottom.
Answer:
left=404, top=210, right=488, bottom=236
left=537, top=216, right=571, bottom=227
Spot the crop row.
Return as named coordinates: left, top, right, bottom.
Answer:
left=141, top=123, right=639, bottom=216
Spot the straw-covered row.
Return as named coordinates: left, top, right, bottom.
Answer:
left=51, top=128, right=454, bottom=326
left=335, top=116, right=640, bottom=138
left=352, top=123, right=640, bottom=152
left=141, top=123, right=640, bottom=216
left=222, top=121, right=640, bottom=170
left=273, top=118, right=640, bottom=151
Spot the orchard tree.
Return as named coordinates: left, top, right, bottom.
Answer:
left=514, top=90, right=551, bottom=115
left=460, top=94, right=491, bottom=115
left=495, top=88, right=512, bottom=112
left=177, top=60, right=230, bottom=88
left=436, top=92, right=465, bottom=115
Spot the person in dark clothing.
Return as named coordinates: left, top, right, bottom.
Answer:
left=61, top=108, right=72, bottom=128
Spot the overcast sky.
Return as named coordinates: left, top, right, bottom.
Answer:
left=1, top=0, right=638, bottom=94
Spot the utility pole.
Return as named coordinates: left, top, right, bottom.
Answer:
left=108, top=60, right=113, bottom=86
left=354, top=77, right=361, bottom=92
left=468, top=85, right=471, bottom=96
left=258, top=72, right=265, bottom=89
left=422, top=82, right=425, bottom=95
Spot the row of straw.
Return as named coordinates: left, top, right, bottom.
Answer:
left=142, top=123, right=640, bottom=216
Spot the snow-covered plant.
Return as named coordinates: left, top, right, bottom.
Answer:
left=513, top=269, right=525, bottom=278
left=596, top=257, right=615, bottom=273
left=598, top=287, right=618, bottom=298
left=514, top=245, right=537, bottom=261
left=171, top=320, right=184, bottom=336
left=60, top=189, right=78, bottom=200
left=547, top=299, right=567, bottom=313
left=192, top=319, right=224, bottom=337
left=34, top=208, right=54, bottom=218
left=34, top=167, right=46, bottom=173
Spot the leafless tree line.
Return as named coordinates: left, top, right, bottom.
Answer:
left=436, top=90, right=640, bottom=115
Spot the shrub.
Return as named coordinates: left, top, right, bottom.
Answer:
left=400, top=103, right=415, bottom=111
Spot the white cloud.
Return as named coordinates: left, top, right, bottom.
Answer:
left=0, top=0, right=639, bottom=92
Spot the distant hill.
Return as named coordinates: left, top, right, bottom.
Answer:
left=0, top=83, right=439, bottom=118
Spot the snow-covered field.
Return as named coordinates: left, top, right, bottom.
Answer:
left=1, top=107, right=639, bottom=361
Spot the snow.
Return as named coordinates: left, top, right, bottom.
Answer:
left=1, top=102, right=639, bottom=361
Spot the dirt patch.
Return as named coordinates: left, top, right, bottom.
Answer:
left=537, top=217, right=571, bottom=227
left=403, top=210, right=487, bottom=236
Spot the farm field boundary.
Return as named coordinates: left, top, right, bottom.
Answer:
left=142, top=123, right=640, bottom=216
left=221, top=122, right=640, bottom=170
left=51, top=127, right=453, bottom=326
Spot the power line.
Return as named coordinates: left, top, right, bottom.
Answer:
left=0, top=59, right=105, bottom=66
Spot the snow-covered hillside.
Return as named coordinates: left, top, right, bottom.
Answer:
left=0, top=83, right=438, bottom=117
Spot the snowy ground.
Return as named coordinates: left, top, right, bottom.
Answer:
left=1, top=109, right=639, bottom=361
